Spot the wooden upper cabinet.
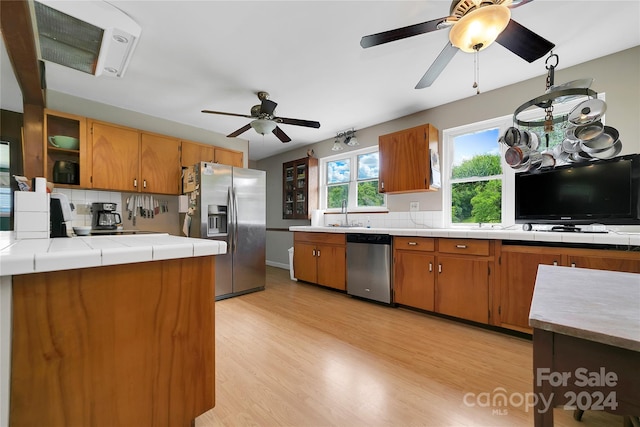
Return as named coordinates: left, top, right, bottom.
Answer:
left=181, top=140, right=215, bottom=167
left=214, top=147, right=243, bottom=167
left=43, top=109, right=90, bottom=188
left=181, top=141, right=243, bottom=168
left=90, top=122, right=181, bottom=195
left=140, top=133, right=181, bottom=195
left=378, top=123, right=439, bottom=194
left=90, top=121, right=139, bottom=192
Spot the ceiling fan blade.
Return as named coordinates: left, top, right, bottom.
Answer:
left=360, top=16, right=448, bottom=48
left=202, top=109, right=253, bottom=119
left=272, top=126, right=291, bottom=143
left=495, top=19, right=555, bottom=63
left=227, top=123, right=252, bottom=138
left=415, top=42, right=459, bottom=89
left=260, top=99, right=277, bottom=116
left=276, top=117, right=321, bottom=129
left=508, top=0, right=534, bottom=9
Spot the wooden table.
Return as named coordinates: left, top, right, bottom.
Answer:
left=529, top=265, right=640, bottom=427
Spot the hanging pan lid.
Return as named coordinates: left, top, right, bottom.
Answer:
left=568, top=98, right=607, bottom=125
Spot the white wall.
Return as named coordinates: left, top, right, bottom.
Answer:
left=257, top=46, right=640, bottom=267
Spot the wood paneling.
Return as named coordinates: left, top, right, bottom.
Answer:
left=10, top=257, right=215, bottom=427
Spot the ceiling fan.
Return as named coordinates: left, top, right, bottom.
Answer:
left=201, top=91, right=321, bottom=143
left=360, top=0, right=555, bottom=89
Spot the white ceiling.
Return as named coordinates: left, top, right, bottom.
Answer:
left=2, top=1, right=639, bottom=161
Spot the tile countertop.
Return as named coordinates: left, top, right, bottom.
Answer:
left=0, top=232, right=226, bottom=276
left=288, top=226, right=640, bottom=246
left=529, top=265, right=640, bottom=352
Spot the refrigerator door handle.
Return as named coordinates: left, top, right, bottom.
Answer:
left=227, top=186, right=234, bottom=252
left=233, top=186, right=239, bottom=253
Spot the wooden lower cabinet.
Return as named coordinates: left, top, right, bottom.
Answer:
left=497, top=244, right=640, bottom=333
left=435, top=256, right=490, bottom=323
left=498, top=246, right=563, bottom=332
left=394, top=250, right=435, bottom=311
left=393, top=237, right=435, bottom=311
left=393, top=237, right=493, bottom=324
left=293, top=232, right=346, bottom=290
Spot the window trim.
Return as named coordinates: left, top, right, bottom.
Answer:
left=320, top=145, right=387, bottom=212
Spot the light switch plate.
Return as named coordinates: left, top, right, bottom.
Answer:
left=409, top=201, right=419, bottom=212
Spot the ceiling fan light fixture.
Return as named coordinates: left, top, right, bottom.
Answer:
left=250, top=119, right=277, bottom=135
left=449, top=4, right=511, bottom=53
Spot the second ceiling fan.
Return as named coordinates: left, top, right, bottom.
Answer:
left=202, top=91, right=320, bottom=143
left=360, top=0, right=555, bottom=89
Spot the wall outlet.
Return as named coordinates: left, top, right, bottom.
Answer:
left=409, top=201, right=419, bottom=212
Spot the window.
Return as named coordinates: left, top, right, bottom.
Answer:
left=447, top=126, right=505, bottom=225
left=321, top=147, right=386, bottom=211
left=442, top=93, right=605, bottom=227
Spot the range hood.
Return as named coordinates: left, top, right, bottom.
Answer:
left=33, top=0, right=141, bottom=78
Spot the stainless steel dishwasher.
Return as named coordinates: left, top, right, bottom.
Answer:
left=346, top=233, right=392, bottom=304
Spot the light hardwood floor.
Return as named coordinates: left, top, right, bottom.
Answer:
left=196, top=266, right=621, bottom=427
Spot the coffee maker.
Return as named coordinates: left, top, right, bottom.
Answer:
left=91, top=202, right=122, bottom=230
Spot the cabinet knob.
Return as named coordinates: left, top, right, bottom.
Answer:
left=312, top=249, right=316, bottom=256
left=570, top=262, right=576, bottom=268
left=133, top=179, right=137, bottom=188
left=438, top=264, right=442, bottom=274
left=143, top=179, right=147, bottom=189
left=317, top=249, right=321, bottom=257
left=428, top=262, right=433, bottom=272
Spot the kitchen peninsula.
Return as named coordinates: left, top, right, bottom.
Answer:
left=0, top=233, right=225, bottom=427
left=530, top=265, right=640, bottom=426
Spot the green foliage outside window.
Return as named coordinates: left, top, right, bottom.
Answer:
left=451, top=154, right=502, bottom=223
left=358, top=180, right=384, bottom=206
left=327, top=184, right=348, bottom=208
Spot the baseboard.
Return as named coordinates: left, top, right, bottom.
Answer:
left=266, top=260, right=289, bottom=270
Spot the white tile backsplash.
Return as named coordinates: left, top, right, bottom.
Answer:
left=56, top=188, right=123, bottom=227
left=322, top=210, right=445, bottom=229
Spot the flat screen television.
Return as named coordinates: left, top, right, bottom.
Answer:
left=515, top=153, right=640, bottom=230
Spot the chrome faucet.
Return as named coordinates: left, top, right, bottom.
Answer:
left=341, top=199, right=349, bottom=227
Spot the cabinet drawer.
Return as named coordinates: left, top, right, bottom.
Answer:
left=294, top=232, right=345, bottom=245
left=394, top=237, right=435, bottom=252
left=438, top=238, right=490, bottom=256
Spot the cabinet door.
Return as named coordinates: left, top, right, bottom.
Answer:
left=140, top=133, right=181, bottom=195
left=316, top=244, right=346, bottom=290
left=500, top=249, right=563, bottom=331
left=44, top=110, right=89, bottom=188
left=379, top=124, right=436, bottom=193
left=181, top=141, right=214, bottom=167
left=91, top=121, right=139, bottom=191
left=394, top=251, right=435, bottom=311
left=568, top=254, right=640, bottom=273
left=214, top=148, right=243, bottom=167
left=293, top=242, right=317, bottom=283
left=436, top=256, right=489, bottom=323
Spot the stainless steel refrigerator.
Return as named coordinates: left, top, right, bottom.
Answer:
left=183, top=162, right=265, bottom=300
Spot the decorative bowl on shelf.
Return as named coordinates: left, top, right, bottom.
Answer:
left=48, top=135, right=79, bottom=150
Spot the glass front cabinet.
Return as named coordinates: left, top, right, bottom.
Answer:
left=44, top=109, right=90, bottom=188
left=282, top=156, right=318, bottom=219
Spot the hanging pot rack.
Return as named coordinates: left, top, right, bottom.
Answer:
left=513, top=87, right=599, bottom=129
